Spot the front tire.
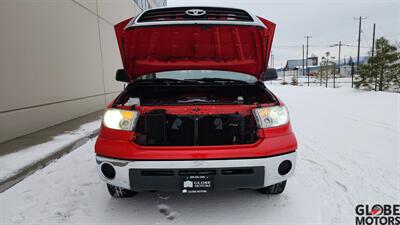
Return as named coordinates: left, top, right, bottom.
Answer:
left=257, top=180, right=287, bottom=194
left=107, top=184, right=137, bottom=198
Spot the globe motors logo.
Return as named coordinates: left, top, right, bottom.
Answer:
left=355, top=204, right=400, bottom=225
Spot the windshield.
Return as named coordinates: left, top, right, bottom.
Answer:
left=138, top=70, right=258, bottom=83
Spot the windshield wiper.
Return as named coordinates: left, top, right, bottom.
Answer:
left=135, top=78, right=197, bottom=85
left=184, top=78, right=249, bottom=84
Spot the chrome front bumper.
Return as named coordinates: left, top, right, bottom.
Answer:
left=96, top=152, right=297, bottom=191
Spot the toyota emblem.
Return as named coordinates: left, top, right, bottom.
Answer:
left=185, top=9, right=207, bottom=16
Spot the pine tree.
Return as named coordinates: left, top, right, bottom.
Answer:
left=390, top=62, right=400, bottom=90
left=355, top=37, right=400, bottom=92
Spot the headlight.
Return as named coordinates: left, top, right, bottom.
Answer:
left=253, top=106, right=289, bottom=128
left=102, top=109, right=139, bottom=131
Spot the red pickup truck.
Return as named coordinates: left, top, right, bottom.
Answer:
left=95, top=6, right=297, bottom=197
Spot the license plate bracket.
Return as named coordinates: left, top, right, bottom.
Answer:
left=181, top=175, right=214, bottom=193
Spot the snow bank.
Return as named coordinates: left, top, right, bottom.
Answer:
left=0, top=120, right=101, bottom=183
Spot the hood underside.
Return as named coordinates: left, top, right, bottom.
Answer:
left=115, top=14, right=275, bottom=81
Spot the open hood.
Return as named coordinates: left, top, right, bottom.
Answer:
left=114, top=12, right=275, bottom=81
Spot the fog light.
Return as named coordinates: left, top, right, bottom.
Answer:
left=101, top=163, right=116, bottom=179
left=278, top=160, right=292, bottom=175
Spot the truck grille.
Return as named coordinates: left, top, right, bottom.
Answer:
left=137, top=7, right=254, bottom=23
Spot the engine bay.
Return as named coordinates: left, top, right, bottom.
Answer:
left=118, top=83, right=276, bottom=106
left=114, top=83, right=277, bottom=146
left=134, top=109, right=258, bottom=146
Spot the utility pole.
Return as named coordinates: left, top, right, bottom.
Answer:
left=277, top=62, right=283, bottom=85
left=302, top=45, right=305, bottom=77
left=323, top=52, right=333, bottom=88
left=333, top=62, right=336, bottom=88
left=272, top=54, right=274, bottom=68
left=334, top=42, right=340, bottom=88
left=325, top=57, right=329, bottom=88
left=304, top=36, right=312, bottom=86
left=372, top=23, right=377, bottom=91
left=353, top=16, right=367, bottom=88
left=270, top=54, right=274, bottom=68
left=283, top=69, right=286, bottom=83
left=371, top=23, right=376, bottom=57
left=320, top=60, right=323, bottom=86
left=330, top=41, right=342, bottom=88
left=338, top=41, right=341, bottom=77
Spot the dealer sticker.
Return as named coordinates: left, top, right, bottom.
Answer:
left=181, top=175, right=213, bottom=193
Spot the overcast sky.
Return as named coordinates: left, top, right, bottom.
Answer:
left=168, top=0, right=399, bottom=67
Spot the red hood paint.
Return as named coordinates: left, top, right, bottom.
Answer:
left=114, top=17, right=275, bottom=81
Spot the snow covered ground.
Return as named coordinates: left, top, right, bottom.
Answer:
left=1, top=85, right=399, bottom=225
left=0, top=120, right=100, bottom=184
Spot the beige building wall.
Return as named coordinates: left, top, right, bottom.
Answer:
left=0, top=0, right=165, bottom=143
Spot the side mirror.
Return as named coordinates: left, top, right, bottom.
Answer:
left=262, top=68, right=278, bottom=81
left=116, top=69, right=130, bottom=82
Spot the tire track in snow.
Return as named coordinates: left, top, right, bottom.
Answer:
left=299, top=132, right=399, bottom=201
left=296, top=143, right=354, bottom=223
